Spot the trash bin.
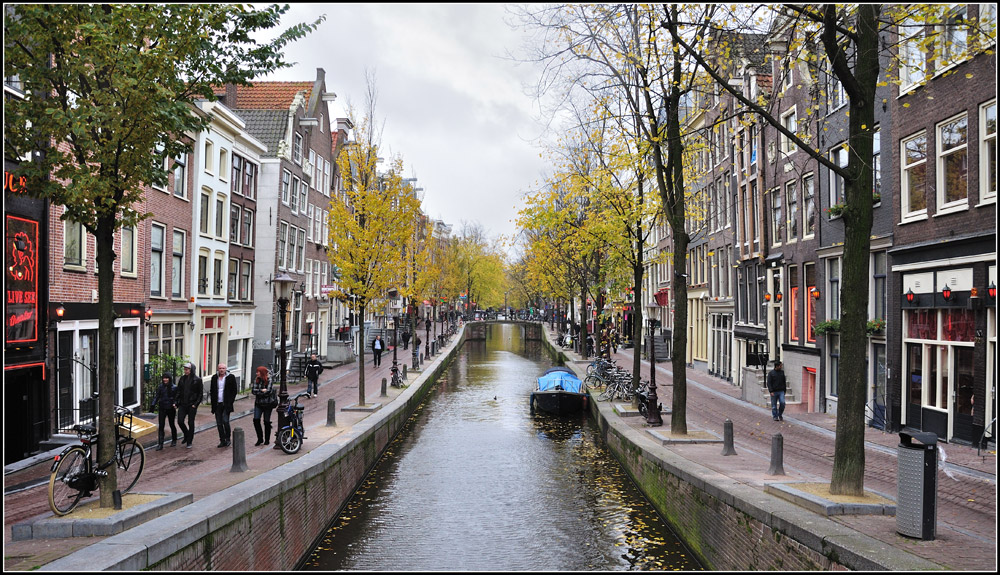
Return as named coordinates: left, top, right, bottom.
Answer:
left=896, top=431, right=938, bottom=540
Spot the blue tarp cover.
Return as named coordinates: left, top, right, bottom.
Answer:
left=536, top=369, right=583, bottom=393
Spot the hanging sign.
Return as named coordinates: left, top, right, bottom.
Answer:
left=6, top=214, right=39, bottom=344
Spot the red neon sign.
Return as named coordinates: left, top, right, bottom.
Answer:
left=6, top=215, right=39, bottom=344
left=4, top=171, right=28, bottom=195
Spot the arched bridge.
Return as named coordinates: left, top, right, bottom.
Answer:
left=464, top=320, right=544, bottom=342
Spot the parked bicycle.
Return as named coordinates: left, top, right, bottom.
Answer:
left=390, top=364, right=404, bottom=388
left=277, top=392, right=311, bottom=454
left=48, top=399, right=145, bottom=516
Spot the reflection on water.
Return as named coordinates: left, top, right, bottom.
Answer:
left=302, top=324, right=701, bottom=571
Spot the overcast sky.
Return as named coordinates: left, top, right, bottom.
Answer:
left=258, top=3, right=552, bottom=248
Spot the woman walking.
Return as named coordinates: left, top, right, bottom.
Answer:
left=252, top=366, right=276, bottom=446
left=153, top=373, right=178, bottom=450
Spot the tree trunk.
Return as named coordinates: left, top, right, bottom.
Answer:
left=358, top=303, right=367, bottom=406
left=96, top=217, right=117, bottom=507
left=830, top=4, right=879, bottom=496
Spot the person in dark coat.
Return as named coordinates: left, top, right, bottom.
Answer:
left=371, top=336, right=386, bottom=367
left=175, top=362, right=203, bottom=448
left=251, top=366, right=275, bottom=446
left=304, top=354, right=324, bottom=395
left=766, top=360, right=787, bottom=421
left=401, top=330, right=411, bottom=350
left=152, top=374, right=177, bottom=450
left=210, top=363, right=237, bottom=447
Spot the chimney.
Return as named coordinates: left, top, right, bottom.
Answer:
left=225, top=83, right=238, bottom=108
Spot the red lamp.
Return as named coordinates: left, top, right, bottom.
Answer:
left=56, top=305, right=66, bottom=318
left=810, top=287, right=821, bottom=300
left=905, top=288, right=915, bottom=304
left=988, top=282, right=996, bottom=299
left=764, top=292, right=772, bottom=302
left=941, top=285, right=952, bottom=301
left=775, top=291, right=783, bottom=302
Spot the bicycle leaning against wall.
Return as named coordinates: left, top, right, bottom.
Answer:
left=47, top=395, right=145, bottom=515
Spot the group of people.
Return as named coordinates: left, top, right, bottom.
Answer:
left=151, top=353, right=328, bottom=451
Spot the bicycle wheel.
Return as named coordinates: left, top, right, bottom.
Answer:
left=278, top=427, right=301, bottom=454
left=597, top=387, right=615, bottom=402
left=116, top=439, right=145, bottom=494
left=48, top=447, right=88, bottom=516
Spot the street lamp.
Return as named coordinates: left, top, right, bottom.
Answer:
left=645, top=318, right=662, bottom=426
left=272, top=272, right=296, bottom=438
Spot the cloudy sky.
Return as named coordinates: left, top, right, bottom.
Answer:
left=258, top=3, right=553, bottom=248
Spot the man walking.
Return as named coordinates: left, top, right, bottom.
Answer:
left=305, top=353, right=324, bottom=395
left=766, top=360, right=787, bottom=422
left=371, top=335, right=385, bottom=367
left=175, top=362, right=203, bottom=448
left=401, top=330, right=410, bottom=350
left=210, top=363, right=237, bottom=447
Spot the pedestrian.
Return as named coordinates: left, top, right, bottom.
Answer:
left=152, top=373, right=177, bottom=450
left=767, top=360, right=787, bottom=422
left=251, top=366, right=277, bottom=446
left=372, top=335, right=385, bottom=367
left=304, top=353, right=324, bottom=395
left=401, top=330, right=411, bottom=350
left=209, top=363, right=237, bottom=447
left=175, top=362, right=203, bottom=448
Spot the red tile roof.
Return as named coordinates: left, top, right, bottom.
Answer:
left=215, top=82, right=314, bottom=110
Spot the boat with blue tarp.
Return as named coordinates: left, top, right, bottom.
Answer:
left=530, top=366, right=587, bottom=415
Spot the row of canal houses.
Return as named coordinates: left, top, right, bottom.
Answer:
left=4, top=68, right=421, bottom=463
left=639, top=6, right=995, bottom=447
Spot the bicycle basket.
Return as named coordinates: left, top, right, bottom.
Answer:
left=115, top=408, right=135, bottom=439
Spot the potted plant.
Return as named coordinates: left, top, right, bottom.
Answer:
left=866, top=318, right=886, bottom=335
left=826, top=203, right=846, bottom=218
left=812, top=319, right=840, bottom=336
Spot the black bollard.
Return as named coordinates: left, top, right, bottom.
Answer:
left=381, top=377, right=388, bottom=397
left=768, top=433, right=785, bottom=475
left=721, top=418, right=737, bottom=456
left=112, top=489, right=123, bottom=510
left=326, top=398, right=337, bottom=427
left=230, top=428, right=248, bottom=472
left=402, top=364, right=407, bottom=380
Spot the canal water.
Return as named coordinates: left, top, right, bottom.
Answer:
left=302, top=323, right=701, bottom=571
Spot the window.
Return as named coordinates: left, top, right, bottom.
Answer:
left=213, top=257, right=224, bottom=296
left=321, top=209, right=329, bottom=246
left=299, top=176, right=308, bottom=212
left=243, top=158, right=257, bottom=200
left=199, top=191, right=211, bottom=234
left=229, top=205, right=241, bottom=244
left=64, top=218, right=86, bottom=269
left=872, top=251, right=886, bottom=322
left=781, top=108, right=797, bottom=153
left=121, top=225, right=135, bottom=276
left=828, top=258, right=840, bottom=321
left=323, top=159, right=331, bottom=196
left=242, top=209, right=253, bottom=247
left=228, top=258, right=238, bottom=300
left=899, top=18, right=926, bottom=91
left=802, top=174, right=815, bottom=237
left=214, top=196, right=225, bottom=238
left=231, top=154, right=243, bottom=195
left=172, top=230, right=185, bottom=298
left=173, top=153, right=187, bottom=199
left=306, top=258, right=313, bottom=297
left=198, top=253, right=208, bottom=295
left=750, top=180, right=759, bottom=253
left=219, top=148, right=229, bottom=182
left=789, top=265, right=799, bottom=342
left=805, top=263, right=816, bottom=343
left=204, top=139, right=215, bottom=174
left=937, top=5, right=968, bottom=70
left=307, top=204, right=314, bottom=242
left=825, top=57, right=846, bottom=111
left=240, top=261, right=251, bottom=300
left=314, top=260, right=321, bottom=297
left=872, top=128, right=881, bottom=200
left=296, top=228, right=306, bottom=272
left=308, top=149, right=317, bottom=188
left=828, top=333, right=840, bottom=396
left=148, top=322, right=185, bottom=359
left=287, top=225, right=298, bottom=271
left=904, top=308, right=976, bottom=419
left=982, top=100, right=997, bottom=202
left=150, top=224, right=164, bottom=296
left=785, top=180, right=798, bottom=242
left=829, top=145, right=848, bottom=208
left=278, top=222, right=288, bottom=269
left=290, top=177, right=300, bottom=213
left=152, top=143, right=167, bottom=191
left=902, top=132, right=928, bottom=218
left=293, top=133, right=303, bottom=164
left=281, top=169, right=291, bottom=205
left=770, top=188, right=782, bottom=246
left=937, top=113, right=969, bottom=210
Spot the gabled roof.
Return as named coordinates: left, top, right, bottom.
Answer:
left=233, top=109, right=287, bottom=158
left=215, top=81, right=314, bottom=110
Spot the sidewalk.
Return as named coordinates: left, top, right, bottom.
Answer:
left=564, top=326, right=996, bottom=571
left=3, top=345, right=415, bottom=570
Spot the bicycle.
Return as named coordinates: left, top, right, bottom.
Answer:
left=390, top=363, right=404, bottom=387
left=277, top=392, right=311, bottom=454
left=48, top=401, right=145, bottom=516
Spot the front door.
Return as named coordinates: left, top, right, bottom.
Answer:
left=952, top=346, right=975, bottom=443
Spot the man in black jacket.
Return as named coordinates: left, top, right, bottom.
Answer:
left=210, top=363, right=237, bottom=447
left=304, top=354, right=324, bottom=395
left=175, top=363, right=203, bottom=448
left=766, top=361, right=787, bottom=422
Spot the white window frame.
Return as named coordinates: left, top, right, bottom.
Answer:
left=171, top=229, right=185, bottom=299
left=802, top=173, right=816, bottom=239
left=120, top=225, right=137, bottom=277
left=281, top=169, right=291, bottom=205
left=219, top=148, right=229, bottom=183
left=293, top=133, right=303, bottom=165
left=901, top=131, right=929, bottom=221
left=899, top=18, right=926, bottom=94
left=935, top=5, right=969, bottom=74
left=828, top=144, right=848, bottom=210
left=936, top=112, right=969, bottom=214
left=980, top=99, right=997, bottom=204
left=63, top=217, right=87, bottom=271
left=780, top=107, right=797, bottom=154
left=204, top=139, right=215, bottom=175
left=150, top=223, right=164, bottom=296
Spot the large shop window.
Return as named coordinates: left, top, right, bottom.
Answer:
left=904, top=309, right=975, bottom=416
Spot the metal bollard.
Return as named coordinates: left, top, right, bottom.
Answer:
left=326, top=398, right=337, bottom=426
left=112, top=489, right=123, bottom=510
left=768, top=433, right=785, bottom=475
left=381, top=377, right=388, bottom=397
left=721, top=418, right=737, bottom=456
left=230, top=428, right=248, bottom=472
left=402, top=364, right=407, bottom=380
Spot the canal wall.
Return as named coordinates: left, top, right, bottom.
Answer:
left=541, top=337, right=928, bottom=572
left=41, top=332, right=467, bottom=572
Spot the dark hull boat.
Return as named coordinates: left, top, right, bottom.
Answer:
left=530, top=367, right=587, bottom=415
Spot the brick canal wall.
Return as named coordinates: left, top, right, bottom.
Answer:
left=41, top=331, right=465, bottom=572
left=543, top=339, right=930, bottom=571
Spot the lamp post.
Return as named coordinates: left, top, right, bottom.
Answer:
left=425, top=309, right=431, bottom=360
left=645, top=318, right=663, bottom=426
left=273, top=272, right=296, bottom=435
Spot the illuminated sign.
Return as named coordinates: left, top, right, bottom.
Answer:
left=4, top=171, right=28, bottom=195
left=6, top=215, right=39, bottom=344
